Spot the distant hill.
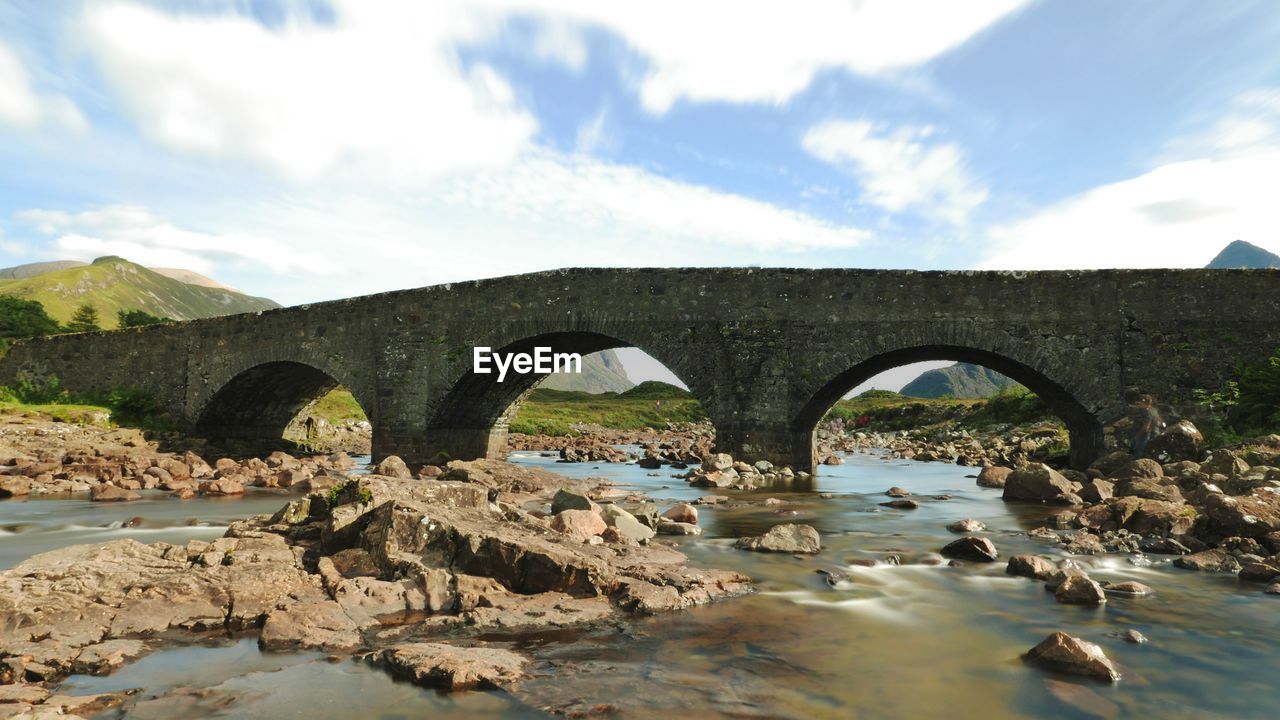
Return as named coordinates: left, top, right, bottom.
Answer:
left=0, top=260, right=88, bottom=280
left=149, top=267, right=242, bottom=292
left=1206, top=240, right=1280, bottom=269
left=900, top=362, right=1017, bottom=399
left=538, top=349, right=634, bottom=393
left=0, top=256, right=280, bottom=329
left=620, top=380, right=692, bottom=399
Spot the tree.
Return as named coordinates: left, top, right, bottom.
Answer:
left=117, top=309, right=172, bottom=328
left=65, top=303, right=101, bottom=333
left=0, top=296, right=60, bottom=342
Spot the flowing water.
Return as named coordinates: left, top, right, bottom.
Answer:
left=3, top=451, right=1278, bottom=718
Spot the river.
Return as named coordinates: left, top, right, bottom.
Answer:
left=2, top=451, right=1277, bottom=718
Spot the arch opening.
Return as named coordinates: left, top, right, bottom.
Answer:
left=793, top=346, right=1104, bottom=470
left=425, top=332, right=710, bottom=462
left=195, top=361, right=371, bottom=455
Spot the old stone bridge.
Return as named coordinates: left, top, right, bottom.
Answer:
left=1, top=268, right=1276, bottom=470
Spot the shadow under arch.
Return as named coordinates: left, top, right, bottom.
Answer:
left=792, top=345, right=1105, bottom=469
left=424, top=331, right=713, bottom=462
left=195, top=360, right=366, bottom=448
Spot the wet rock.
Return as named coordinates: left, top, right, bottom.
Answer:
left=373, top=455, right=413, bottom=479
left=1054, top=576, right=1107, bottom=605
left=976, top=466, right=1012, bottom=488
left=0, top=683, right=51, bottom=704
left=661, top=503, right=698, bottom=525
left=816, top=568, right=848, bottom=587
left=203, top=477, right=245, bottom=496
left=701, top=453, right=733, bottom=472
left=880, top=499, right=919, bottom=510
left=734, top=524, right=820, bottom=554
left=947, top=519, right=986, bottom=533
left=1102, top=581, right=1155, bottom=597
left=259, top=601, right=363, bottom=652
left=548, top=509, right=607, bottom=542
left=369, top=642, right=528, bottom=691
left=1108, top=496, right=1195, bottom=537
left=1002, top=465, right=1080, bottom=505
left=1042, top=567, right=1089, bottom=591
left=597, top=505, right=655, bottom=543
left=885, top=486, right=911, bottom=497
left=90, top=483, right=140, bottom=502
left=1006, top=554, right=1056, bottom=580
left=1113, top=477, right=1183, bottom=503
left=71, top=639, right=148, bottom=675
left=1265, top=582, right=1280, bottom=595
left=1079, top=479, right=1114, bottom=503
left=1174, top=549, right=1242, bottom=573
left=1238, top=562, right=1280, bottom=583
left=1110, top=628, right=1149, bottom=644
left=1023, top=631, right=1121, bottom=682
left=941, top=536, right=998, bottom=562
left=1201, top=492, right=1280, bottom=538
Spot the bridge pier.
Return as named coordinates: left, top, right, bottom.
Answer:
left=714, top=425, right=817, bottom=472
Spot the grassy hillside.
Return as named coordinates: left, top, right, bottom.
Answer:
left=0, top=256, right=279, bottom=329
left=537, top=349, right=634, bottom=393
left=509, top=385, right=705, bottom=435
left=825, top=387, right=1052, bottom=431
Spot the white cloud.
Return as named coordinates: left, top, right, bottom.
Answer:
left=979, top=89, right=1280, bottom=269
left=802, top=120, right=988, bottom=223
left=0, top=40, right=85, bottom=130
left=493, top=0, right=1029, bottom=112
left=77, top=2, right=536, bottom=182
left=15, top=205, right=339, bottom=276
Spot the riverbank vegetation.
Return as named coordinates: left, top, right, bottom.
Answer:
left=508, top=381, right=706, bottom=435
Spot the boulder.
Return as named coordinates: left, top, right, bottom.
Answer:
left=1113, top=477, right=1183, bottom=503
left=662, top=503, right=698, bottom=525
left=1174, top=549, right=1241, bottom=573
left=1238, top=562, right=1280, bottom=584
left=548, top=509, right=607, bottom=542
left=1110, top=497, right=1195, bottom=537
left=941, top=536, right=998, bottom=562
left=1201, top=492, right=1280, bottom=538
left=701, top=453, right=733, bottom=472
left=1079, top=479, right=1114, bottom=503
left=734, top=524, right=820, bottom=554
left=1142, top=420, right=1204, bottom=463
left=0, top=475, right=31, bottom=497
left=1023, top=632, right=1121, bottom=682
left=1201, top=451, right=1249, bottom=477
left=551, top=488, right=595, bottom=514
left=90, top=483, right=140, bottom=502
left=1054, top=576, right=1107, bottom=605
left=976, top=466, right=1012, bottom=488
left=1115, top=458, right=1163, bottom=479
left=369, top=642, right=528, bottom=690
left=598, top=505, right=655, bottom=542
left=204, top=477, right=245, bottom=496
left=880, top=499, right=920, bottom=510
left=374, top=455, right=413, bottom=479
left=1102, top=581, right=1154, bottom=597
left=1002, top=465, right=1080, bottom=504
left=1006, top=555, right=1056, bottom=580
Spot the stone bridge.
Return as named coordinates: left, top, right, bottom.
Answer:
left=1, top=268, right=1277, bottom=470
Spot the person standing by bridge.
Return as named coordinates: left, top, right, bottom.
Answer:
left=1130, top=395, right=1163, bottom=456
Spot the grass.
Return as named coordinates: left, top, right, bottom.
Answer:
left=823, top=386, right=1055, bottom=432
left=307, top=387, right=368, bottom=423
left=0, top=397, right=115, bottom=425
left=509, top=386, right=705, bottom=435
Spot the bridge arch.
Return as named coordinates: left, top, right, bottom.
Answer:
left=192, top=352, right=375, bottom=450
left=422, top=327, right=720, bottom=462
left=791, top=343, right=1107, bottom=470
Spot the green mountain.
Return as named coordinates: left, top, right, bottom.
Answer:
left=538, top=349, right=634, bottom=393
left=900, top=362, right=1017, bottom=399
left=0, top=260, right=88, bottom=280
left=1206, top=240, right=1280, bottom=269
left=620, top=380, right=692, bottom=399
left=0, top=256, right=280, bottom=329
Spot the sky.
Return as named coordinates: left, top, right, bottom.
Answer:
left=2, top=1, right=1280, bottom=388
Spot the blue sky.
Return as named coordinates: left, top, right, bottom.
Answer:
left=3, top=1, right=1280, bottom=387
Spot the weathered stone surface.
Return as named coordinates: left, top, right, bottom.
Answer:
left=259, top=601, right=362, bottom=652
left=1113, top=477, right=1183, bottom=503
left=549, top=509, right=608, bottom=542
left=941, top=536, right=998, bottom=562
left=0, top=474, right=31, bottom=497
left=1174, top=549, right=1242, bottom=573
left=701, top=453, right=733, bottom=472
left=1024, top=632, right=1121, bottom=682
left=1003, top=465, right=1080, bottom=504
left=1102, top=581, right=1155, bottom=597
left=71, top=639, right=147, bottom=675
left=369, top=642, right=528, bottom=690
left=1055, top=576, right=1107, bottom=605
left=976, top=466, right=1012, bottom=488
left=1201, top=451, right=1250, bottom=477
left=374, top=455, right=413, bottom=479
left=1143, top=420, right=1204, bottom=463
left=90, top=483, right=140, bottom=502
left=1239, top=562, right=1280, bottom=583
left=661, top=503, right=698, bottom=525
left=1201, top=492, right=1280, bottom=538
left=551, top=488, right=595, bottom=514
left=1006, top=555, right=1056, bottom=580
left=734, top=524, right=820, bottom=554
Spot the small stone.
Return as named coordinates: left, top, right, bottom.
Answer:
left=1006, top=554, right=1056, bottom=580
left=1102, top=581, right=1155, bottom=597
left=885, top=486, right=911, bottom=497
left=551, top=488, right=595, bottom=514
left=977, top=466, right=1012, bottom=488
left=734, top=524, right=820, bottom=554
left=656, top=519, right=703, bottom=536
left=940, top=536, right=998, bottom=562
left=1108, top=629, right=1148, bottom=644
left=661, top=503, right=698, bottom=525
left=947, top=519, right=987, bottom=533
left=880, top=499, right=919, bottom=510
left=1173, top=549, right=1241, bottom=573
